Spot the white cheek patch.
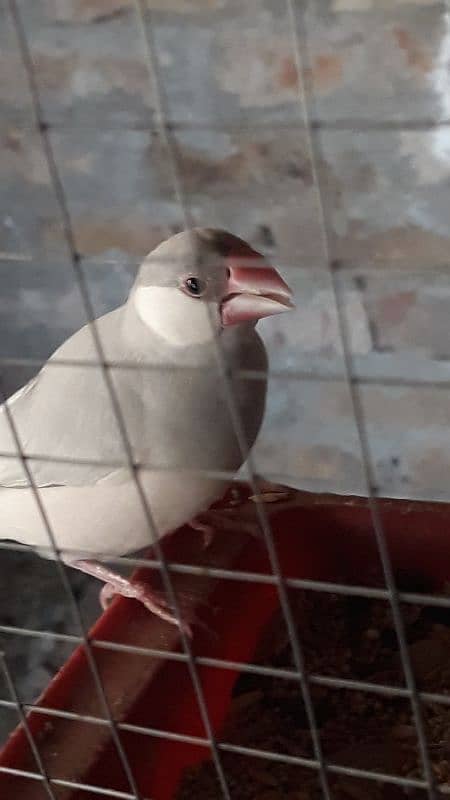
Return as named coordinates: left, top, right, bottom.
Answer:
left=134, top=286, right=220, bottom=347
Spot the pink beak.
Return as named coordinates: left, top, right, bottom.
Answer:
left=221, top=252, right=294, bottom=327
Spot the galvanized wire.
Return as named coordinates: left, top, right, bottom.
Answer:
left=2, top=116, right=450, bottom=134
left=7, top=2, right=207, bottom=799
left=2, top=641, right=450, bottom=710
left=0, top=750, right=433, bottom=799
left=2, top=354, right=450, bottom=393
left=1, top=251, right=450, bottom=275
left=0, top=0, right=449, bottom=798
left=0, top=654, right=57, bottom=800
left=0, top=376, right=145, bottom=799
left=286, top=0, right=439, bottom=796
left=0, top=447, right=447, bottom=505
left=133, top=1, right=334, bottom=797
left=2, top=545, right=450, bottom=610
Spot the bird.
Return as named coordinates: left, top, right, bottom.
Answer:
left=0, top=228, right=293, bottom=632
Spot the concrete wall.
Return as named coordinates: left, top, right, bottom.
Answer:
left=1, top=0, right=450, bottom=501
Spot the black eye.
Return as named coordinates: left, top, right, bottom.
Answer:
left=184, top=276, right=206, bottom=297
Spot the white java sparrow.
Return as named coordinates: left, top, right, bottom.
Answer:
left=0, top=229, right=293, bottom=630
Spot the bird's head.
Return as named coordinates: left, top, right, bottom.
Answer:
left=131, top=228, right=293, bottom=347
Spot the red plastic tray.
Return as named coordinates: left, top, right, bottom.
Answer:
left=1, top=486, right=450, bottom=799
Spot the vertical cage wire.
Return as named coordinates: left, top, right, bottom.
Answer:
left=133, top=1, right=335, bottom=797
left=0, top=374, right=143, bottom=800
left=285, top=0, right=437, bottom=797
left=0, top=653, right=56, bottom=800
left=7, top=1, right=221, bottom=798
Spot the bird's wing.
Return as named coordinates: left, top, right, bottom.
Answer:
left=0, top=373, right=46, bottom=487
left=0, top=308, right=144, bottom=489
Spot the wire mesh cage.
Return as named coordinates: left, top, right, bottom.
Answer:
left=1, top=0, right=450, bottom=799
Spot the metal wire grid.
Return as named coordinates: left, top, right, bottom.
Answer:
left=287, top=2, right=437, bottom=797
left=1, top=356, right=450, bottom=393
left=3, top=116, right=450, bottom=133
left=0, top=0, right=448, bottom=799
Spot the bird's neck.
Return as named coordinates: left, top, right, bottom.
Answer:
left=120, top=301, right=255, bottom=366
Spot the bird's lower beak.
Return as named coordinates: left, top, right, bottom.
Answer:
left=221, top=256, right=294, bottom=327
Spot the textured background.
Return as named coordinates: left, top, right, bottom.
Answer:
left=0, top=0, right=449, bottom=741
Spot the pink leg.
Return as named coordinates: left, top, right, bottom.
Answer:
left=68, top=559, right=192, bottom=636
left=99, top=582, right=118, bottom=610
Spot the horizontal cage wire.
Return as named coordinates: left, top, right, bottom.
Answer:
left=6, top=0, right=231, bottom=797
left=287, top=3, right=436, bottom=795
left=1, top=357, right=450, bottom=393
left=0, top=0, right=449, bottom=799
left=3, top=253, right=450, bottom=275
left=3, top=115, right=450, bottom=134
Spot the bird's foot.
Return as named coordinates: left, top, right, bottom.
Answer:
left=188, top=517, right=215, bottom=548
left=69, top=559, right=192, bottom=636
left=190, top=507, right=261, bottom=541
left=189, top=484, right=293, bottom=546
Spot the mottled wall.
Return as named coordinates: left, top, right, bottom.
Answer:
left=1, top=0, right=450, bottom=503
left=0, top=0, right=450, bottom=735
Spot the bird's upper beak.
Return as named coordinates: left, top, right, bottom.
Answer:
left=221, top=246, right=294, bottom=327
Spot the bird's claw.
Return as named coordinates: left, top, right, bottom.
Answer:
left=69, top=559, right=193, bottom=635
left=249, top=490, right=291, bottom=503
left=101, top=580, right=192, bottom=636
